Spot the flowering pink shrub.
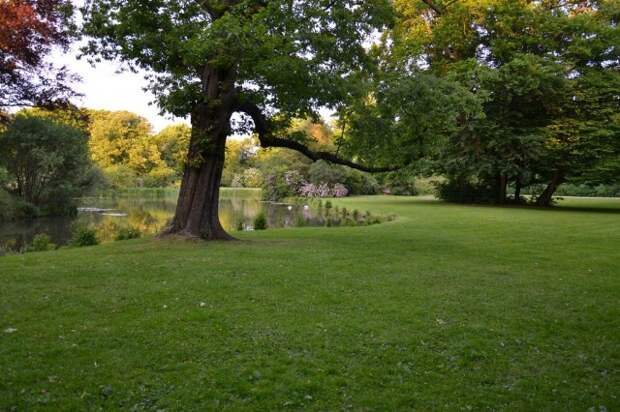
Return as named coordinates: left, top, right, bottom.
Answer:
left=284, top=170, right=305, bottom=191
left=298, top=182, right=317, bottom=197
left=333, top=183, right=349, bottom=198
left=298, top=182, right=349, bottom=198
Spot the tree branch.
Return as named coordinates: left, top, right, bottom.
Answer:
left=236, top=101, right=399, bottom=173
left=420, top=0, right=444, bottom=15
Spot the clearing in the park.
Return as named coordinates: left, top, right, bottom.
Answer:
left=1, top=196, right=618, bottom=410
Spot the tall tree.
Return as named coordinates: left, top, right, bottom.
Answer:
left=387, top=0, right=620, bottom=205
left=0, top=0, right=78, bottom=110
left=81, top=0, right=395, bottom=239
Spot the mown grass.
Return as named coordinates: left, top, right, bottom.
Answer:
left=1, top=196, right=618, bottom=410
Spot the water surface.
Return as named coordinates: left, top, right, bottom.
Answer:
left=0, top=189, right=316, bottom=251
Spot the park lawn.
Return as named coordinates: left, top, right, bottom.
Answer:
left=1, top=196, right=619, bottom=411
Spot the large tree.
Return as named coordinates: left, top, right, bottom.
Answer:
left=0, top=0, right=78, bottom=111
left=386, top=0, right=620, bottom=205
left=81, top=0, right=395, bottom=239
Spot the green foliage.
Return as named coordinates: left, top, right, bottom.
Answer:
left=69, top=225, right=99, bottom=247
left=533, top=183, right=620, bottom=198
left=88, top=111, right=183, bottom=188
left=11, top=200, right=41, bottom=220
left=88, top=110, right=152, bottom=168
left=380, top=171, right=418, bottom=196
left=436, top=178, right=497, bottom=204
left=307, top=160, right=379, bottom=195
left=152, top=124, right=191, bottom=174
left=115, top=227, right=142, bottom=241
left=20, top=106, right=91, bottom=133
left=0, top=188, right=15, bottom=221
left=231, top=167, right=264, bottom=189
left=415, top=176, right=445, bottom=196
left=0, top=114, right=93, bottom=215
left=308, top=160, right=347, bottom=186
left=29, top=234, right=55, bottom=252
left=81, top=0, right=393, bottom=120
left=222, top=139, right=261, bottom=186
left=382, top=0, right=620, bottom=204
left=101, top=164, right=137, bottom=189
left=253, top=212, right=267, bottom=231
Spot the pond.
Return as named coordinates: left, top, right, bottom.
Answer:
left=0, top=188, right=321, bottom=252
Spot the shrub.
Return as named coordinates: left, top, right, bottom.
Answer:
left=436, top=178, right=496, bottom=203
left=308, top=160, right=347, bottom=186
left=142, top=165, right=177, bottom=188
left=102, top=165, right=137, bottom=189
left=242, top=168, right=264, bottom=188
left=115, top=226, right=142, bottom=241
left=254, top=212, right=267, bottom=230
left=0, top=188, right=15, bottom=221
left=381, top=172, right=418, bottom=195
left=29, top=234, right=55, bottom=252
left=333, top=183, right=349, bottom=198
left=231, top=174, right=244, bottom=188
left=552, top=183, right=620, bottom=197
left=0, top=115, right=92, bottom=212
left=70, top=225, right=99, bottom=247
left=295, top=215, right=307, bottom=227
left=344, top=170, right=379, bottom=195
left=12, top=200, right=40, bottom=220
left=415, top=176, right=446, bottom=196
left=261, top=173, right=297, bottom=201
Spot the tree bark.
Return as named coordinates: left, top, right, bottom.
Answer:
left=161, top=66, right=236, bottom=240
left=497, top=174, right=507, bottom=204
left=536, top=171, right=564, bottom=207
left=514, top=174, right=522, bottom=203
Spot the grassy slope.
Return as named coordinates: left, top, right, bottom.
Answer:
left=1, top=196, right=618, bottom=411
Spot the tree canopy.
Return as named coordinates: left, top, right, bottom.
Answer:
left=0, top=113, right=92, bottom=216
left=346, top=0, right=620, bottom=205
left=0, top=0, right=78, bottom=110
left=81, top=0, right=398, bottom=239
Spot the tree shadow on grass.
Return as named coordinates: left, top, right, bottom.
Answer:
left=389, top=195, right=620, bottom=215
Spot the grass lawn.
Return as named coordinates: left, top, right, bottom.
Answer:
left=1, top=196, right=619, bottom=410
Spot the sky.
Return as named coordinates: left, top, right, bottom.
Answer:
left=53, top=47, right=188, bottom=132
left=54, top=48, right=335, bottom=136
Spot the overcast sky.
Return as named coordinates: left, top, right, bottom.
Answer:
left=53, top=47, right=188, bottom=132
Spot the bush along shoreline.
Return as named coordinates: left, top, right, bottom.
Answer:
left=0, top=224, right=145, bottom=257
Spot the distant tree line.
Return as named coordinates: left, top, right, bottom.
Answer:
left=0, top=108, right=191, bottom=220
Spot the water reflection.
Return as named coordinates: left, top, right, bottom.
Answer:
left=0, top=190, right=318, bottom=251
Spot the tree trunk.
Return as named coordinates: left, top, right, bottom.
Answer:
left=514, top=175, right=522, bottom=203
left=162, top=105, right=233, bottom=240
left=161, top=66, right=236, bottom=240
left=497, top=174, right=507, bottom=204
left=536, top=171, right=564, bottom=207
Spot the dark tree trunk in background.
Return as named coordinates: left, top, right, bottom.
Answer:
left=497, top=174, right=507, bottom=204
left=536, top=171, right=564, bottom=207
left=161, top=67, right=236, bottom=240
left=514, top=175, right=522, bottom=203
